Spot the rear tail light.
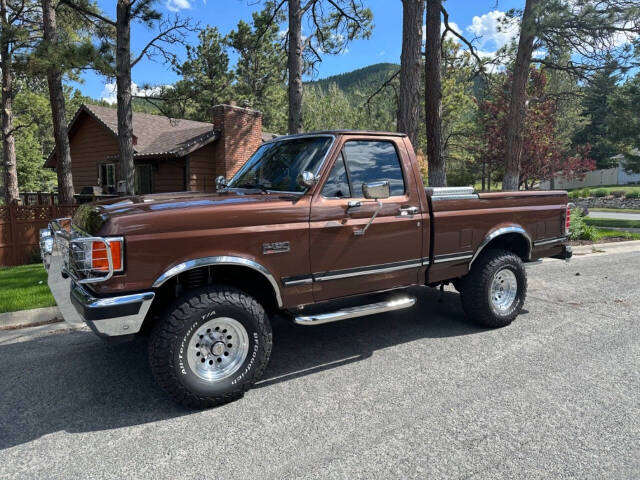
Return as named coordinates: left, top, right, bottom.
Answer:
left=565, top=205, right=571, bottom=234
left=91, top=238, right=123, bottom=272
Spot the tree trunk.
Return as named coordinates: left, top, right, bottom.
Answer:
left=43, top=0, right=74, bottom=204
left=502, top=0, right=539, bottom=191
left=116, top=0, right=135, bottom=195
left=397, top=0, right=424, bottom=150
left=287, top=0, right=303, bottom=134
left=1, top=0, right=19, bottom=205
left=424, top=0, right=445, bottom=187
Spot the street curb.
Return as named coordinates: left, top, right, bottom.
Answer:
left=572, top=239, right=640, bottom=256
left=0, top=306, right=61, bottom=330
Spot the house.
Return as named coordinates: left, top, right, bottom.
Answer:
left=541, top=150, right=640, bottom=190
left=45, top=103, right=275, bottom=195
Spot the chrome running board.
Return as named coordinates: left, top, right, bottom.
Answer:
left=294, top=295, right=416, bottom=326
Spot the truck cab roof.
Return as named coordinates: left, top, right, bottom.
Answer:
left=265, top=130, right=408, bottom=143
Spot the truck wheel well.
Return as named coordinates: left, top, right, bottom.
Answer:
left=142, top=265, right=279, bottom=334
left=474, top=233, right=530, bottom=264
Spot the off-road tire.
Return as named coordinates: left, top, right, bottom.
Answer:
left=148, top=286, right=272, bottom=408
left=460, top=248, right=527, bottom=328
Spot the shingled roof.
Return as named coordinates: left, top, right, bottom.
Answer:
left=45, top=104, right=219, bottom=167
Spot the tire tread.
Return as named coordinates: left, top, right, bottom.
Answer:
left=148, top=285, right=272, bottom=409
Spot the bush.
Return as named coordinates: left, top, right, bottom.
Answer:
left=625, top=190, right=640, bottom=199
left=592, top=188, right=608, bottom=197
left=569, top=208, right=598, bottom=241
left=611, top=190, right=626, bottom=198
left=568, top=190, right=581, bottom=199
left=579, top=188, right=591, bottom=198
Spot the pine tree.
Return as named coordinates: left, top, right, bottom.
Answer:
left=227, top=3, right=287, bottom=132
left=573, top=62, right=620, bottom=169
left=397, top=0, right=424, bottom=151
left=61, top=0, right=192, bottom=195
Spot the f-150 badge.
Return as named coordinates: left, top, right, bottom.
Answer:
left=263, top=241, right=290, bottom=254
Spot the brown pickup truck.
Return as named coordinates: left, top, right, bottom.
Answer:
left=40, top=131, right=572, bottom=407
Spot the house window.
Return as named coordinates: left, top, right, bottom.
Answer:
left=99, top=163, right=117, bottom=194
left=135, top=164, right=153, bottom=194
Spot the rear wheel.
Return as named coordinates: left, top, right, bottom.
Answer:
left=148, top=286, right=272, bottom=408
left=460, top=249, right=527, bottom=328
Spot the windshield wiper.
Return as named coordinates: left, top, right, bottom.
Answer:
left=236, top=183, right=270, bottom=194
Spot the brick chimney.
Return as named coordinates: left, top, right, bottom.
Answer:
left=212, top=102, right=263, bottom=180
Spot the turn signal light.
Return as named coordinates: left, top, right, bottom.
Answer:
left=91, top=239, right=123, bottom=272
left=565, top=206, right=571, bottom=233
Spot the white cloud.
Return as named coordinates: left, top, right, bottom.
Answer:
left=100, top=81, right=166, bottom=104
left=421, top=21, right=462, bottom=44
left=165, top=0, right=191, bottom=12
left=467, top=10, right=519, bottom=51
left=377, top=50, right=386, bottom=57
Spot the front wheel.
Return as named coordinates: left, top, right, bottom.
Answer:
left=148, top=286, right=272, bottom=408
left=460, top=249, right=527, bottom=328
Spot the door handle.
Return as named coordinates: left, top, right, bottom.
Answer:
left=346, top=201, right=363, bottom=215
left=398, top=206, right=419, bottom=216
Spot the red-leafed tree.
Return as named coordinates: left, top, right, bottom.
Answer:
left=480, top=68, right=595, bottom=190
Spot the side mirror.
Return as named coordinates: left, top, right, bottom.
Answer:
left=297, top=171, right=317, bottom=189
left=362, top=181, right=390, bottom=200
left=215, top=175, right=227, bottom=191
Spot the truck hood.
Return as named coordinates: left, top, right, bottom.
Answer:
left=72, top=191, right=300, bottom=236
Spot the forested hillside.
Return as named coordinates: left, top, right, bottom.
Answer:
left=308, top=63, right=400, bottom=93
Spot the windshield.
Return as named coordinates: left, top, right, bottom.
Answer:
left=227, top=136, right=333, bottom=192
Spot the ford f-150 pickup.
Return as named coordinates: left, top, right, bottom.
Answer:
left=40, top=131, right=572, bottom=407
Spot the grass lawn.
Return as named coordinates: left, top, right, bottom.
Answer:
left=585, top=217, right=640, bottom=229
left=590, top=207, right=640, bottom=214
left=593, top=228, right=640, bottom=241
left=567, top=185, right=640, bottom=195
left=0, top=264, right=55, bottom=314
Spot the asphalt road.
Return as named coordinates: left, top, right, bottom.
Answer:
left=587, top=210, right=640, bottom=221
left=1, top=249, right=639, bottom=479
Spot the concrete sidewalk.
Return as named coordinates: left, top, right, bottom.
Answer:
left=0, top=307, right=61, bottom=330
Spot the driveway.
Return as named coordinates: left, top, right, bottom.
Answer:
left=587, top=210, right=640, bottom=221
left=1, top=249, right=639, bottom=479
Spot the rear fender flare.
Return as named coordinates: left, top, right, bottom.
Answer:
left=469, top=226, right=532, bottom=268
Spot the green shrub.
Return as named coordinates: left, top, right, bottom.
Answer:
left=569, top=208, right=598, bottom=241
left=579, top=188, right=591, bottom=198
left=592, top=188, right=608, bottom=197
left=611, top=190, right=626, bottom=198
left=625, top=190, right=640, bottom=199
left=568, top=190, right=581, bottom=199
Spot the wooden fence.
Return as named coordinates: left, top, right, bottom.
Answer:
left=0, top=204, right=79, bottom=267
left=19, top=191, right=118, bottom=206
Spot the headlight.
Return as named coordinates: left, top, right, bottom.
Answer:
left=70, top=236, right=124, bottom=279
left=90, top=238, right=124, bottom=273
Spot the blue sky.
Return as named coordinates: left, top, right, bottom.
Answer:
left=73, top=0, right=523, bottom=102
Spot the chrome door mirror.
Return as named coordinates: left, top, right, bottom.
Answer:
left=297, top=171, right=317, bottom=189
left=354, top=181, right=390, bottom=236
left=362, top=181, right=390, bottom=200
left=215, top=175, right=227, bottom=190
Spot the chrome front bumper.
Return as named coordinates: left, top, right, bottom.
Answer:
left=40, top=222, right=154, bottom=337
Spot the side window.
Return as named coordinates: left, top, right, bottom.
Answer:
left=322, top=152, right=351, bottom=198
left=343, top=141, right=405, bottom=197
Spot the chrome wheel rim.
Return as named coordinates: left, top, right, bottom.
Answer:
left=187, top=317, right=249, bottom=382
left=489, top=268, right=518, bottom=313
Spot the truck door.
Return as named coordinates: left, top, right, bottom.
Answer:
left=309, top=137, right=425, bottom=302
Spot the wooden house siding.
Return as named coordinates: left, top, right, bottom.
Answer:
left=188, top=142, right=218, bottom=192
left=154, top=160, right=187, bottom=192
left=69, top=113, right=119, bottom=191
